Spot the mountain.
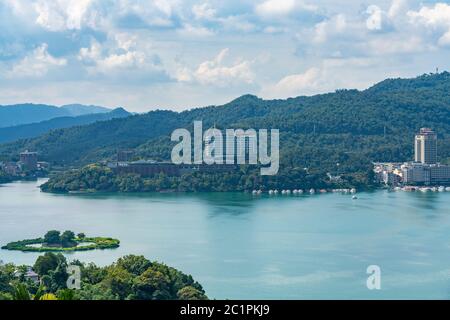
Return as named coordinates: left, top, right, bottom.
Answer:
left=0, top=108, right=130, bottom=144
left=60, top=104, right=111, bottom=116
left=0, top=72, right=449, bottom=173
left=0, top=103, right=113, bottom=128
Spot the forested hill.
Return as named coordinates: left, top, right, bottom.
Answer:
left=0, top=108, right=130, bottom=144
left=0, top=103, right=111, bottom=128
left=0, top=72, right=449, bottom=173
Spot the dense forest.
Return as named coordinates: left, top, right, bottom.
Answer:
left=2, top=72, right=450, bottom=191
left=40, top=164, right=374, bottom=193
left=0, top=253, right=207, bottom=300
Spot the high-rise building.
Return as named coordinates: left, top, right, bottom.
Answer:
left=19, top=150, right=38, bottom=171
left=415, top=128, right=437, bottom=164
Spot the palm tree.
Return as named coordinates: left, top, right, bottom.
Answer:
left=11, top=283, right=31, bottom=300
left=11, top=283, right=46, bottom=300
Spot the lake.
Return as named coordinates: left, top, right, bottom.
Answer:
left=1, top=179, right=449, bottom=299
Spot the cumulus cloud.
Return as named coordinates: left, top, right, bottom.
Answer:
left=255, top=0, right=317, bottom=17
left=8, top=43, right=67, bottom=78
left=408, top=3, right=450, bottom=28
left=264, top=67, right=322, bottom=98
left=34, top=0, right=95, bottom=31
left=192, top=3, right=216, bottom=20
left=176, top=48, right=254, bottom=86
left=1, top=0, right=450, bottom=111
left=78, top=36, right=157, bottom=75
left=408, top=3, right=450, bottom=47
left=313, top=14, right=347, bottom=43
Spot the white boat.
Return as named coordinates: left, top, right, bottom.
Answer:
left=446, top=187, right=450, bottom=192
left=309, top=188, right=315, bottom=194
left=350, top=188, right=357, bottom=194
left=352, top=195, right=358, bottom=200
left=438, top=186, right=445, bottom=192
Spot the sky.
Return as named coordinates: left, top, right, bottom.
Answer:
left=0, top=0, right=449, bottom=112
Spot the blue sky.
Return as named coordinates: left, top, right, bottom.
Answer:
left=0, top=0, right=449, bottom=112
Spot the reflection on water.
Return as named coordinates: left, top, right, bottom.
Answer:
left=0, top=179, right=450, bottom=299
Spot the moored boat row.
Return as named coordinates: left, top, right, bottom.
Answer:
left=392, top=186, right=450, bottom=192
left=251, top=188, right=357, bottom=195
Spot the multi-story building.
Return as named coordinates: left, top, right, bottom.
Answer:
left=117, top=150, right=135, bottom=162
left=415, top=128, right=437, bottom=164
left=402, top=163, right=431, bottom=185
left=19, top=151, right=38, bottom=171
left=430, top=165, right=450, bottom=184
left=375, top=128, right=450, bottom=186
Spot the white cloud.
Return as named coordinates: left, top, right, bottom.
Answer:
left=78, top=37, right=148, bottom=74
left=255, top=0, right=316, bottom=17
left=408, top=3, right=450, bottom=47
left=264, top=67, right=322, bottom=98
left=408, top=3, right=450, bottom=28
left=388, top=0, right=407, bottom=18
left=34, top=0, right=94, bottom=31
left=313, top=14, right=347, bottom=43
left=176, top=48, right=254, bottom=86
left=177, top=24, right=215, bottom=37
left=78, top=40, right=102, bottom=62
left=192, top=3, right=216, bottom=20
left=9, top=43, right=67, bottom=78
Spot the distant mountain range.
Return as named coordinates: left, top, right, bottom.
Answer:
left=0, top=103, right=112, bottom=128
left=0, top=72, right=449, bottom=175
left=0, top=108, right=130, bottom=144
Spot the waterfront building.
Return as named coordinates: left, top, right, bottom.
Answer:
left=19, top=150, right=38, bottom=171
left=1, top=162, right=21, bottom=175
left=415, top=128, right=437, bottom=164
left=402, top=163, right=431, bottom=185
left=374, top=128, right=450, bottom=186
left=109, top=160, right=237, bottom=177
left=429, top=165, right=450, bottom=184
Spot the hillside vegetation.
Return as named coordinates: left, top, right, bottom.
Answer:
left=1, top=73, right=449, bottom=182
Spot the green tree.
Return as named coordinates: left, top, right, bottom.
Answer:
left=44, top=230, right=61, bottom=245
left=61, top=230, right=76, bottom=247
left=33, top=252, right=66, bottom=276
left=116, top=255, right=152, bottom=276
left=177, top=286, right=208, bottom=300
left=77, top=233, right=86, bottom=239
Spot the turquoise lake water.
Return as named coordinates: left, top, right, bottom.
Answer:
left=1, top=179, right=449, bottom=299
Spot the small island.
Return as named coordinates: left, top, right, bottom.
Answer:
left=1, top=230, right=120, bottom=252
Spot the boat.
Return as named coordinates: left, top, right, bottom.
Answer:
left=352, top=195, right=358, bottom=200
